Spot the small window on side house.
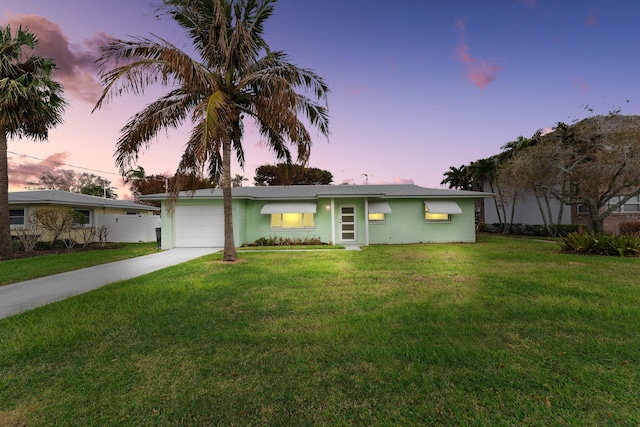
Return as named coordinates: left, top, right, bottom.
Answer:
left=73, top=209, right=92, bottom=226
left=9, top=208, right=25, bottom=226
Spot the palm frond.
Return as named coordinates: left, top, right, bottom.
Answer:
left=94, top=36, right=214, bottom=111
left=113, top=89, right=195, bottom=172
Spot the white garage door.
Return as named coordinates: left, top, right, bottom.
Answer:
left=174, top=205, right=224, bottom=247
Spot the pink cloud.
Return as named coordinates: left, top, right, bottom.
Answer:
left=454, top=20, right=503, bottom=88
left=585, top=8, right=599, bottom=26
left=574, top=78, right=591, bottom=92
left=349, top=85, right=367, bottom=96
left=8, top=152, right=72, bottom=190
left=6, top=13, right=111, bottom=103
left=522, top=0, right=537, bottom=9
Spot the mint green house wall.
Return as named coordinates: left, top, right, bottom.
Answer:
left=160, top=204, right=175, bottom=249
left=242, top=198, right=333, bottom=245
left=160, top=196, right=478, bottom=248
left=368, top=199, right=477, bottom=244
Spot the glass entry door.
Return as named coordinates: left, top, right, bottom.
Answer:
left=340, top=206, right=356, bottom=242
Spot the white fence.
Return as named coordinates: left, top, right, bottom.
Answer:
left=96, top=214, right=161, bottom=243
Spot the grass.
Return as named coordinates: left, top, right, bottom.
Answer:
left=1, top=235, right=639, bottom=426
left=0, top=242, right=159, bottom=286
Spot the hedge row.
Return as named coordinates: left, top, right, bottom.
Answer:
left=478, top=223, right=582, bottom=237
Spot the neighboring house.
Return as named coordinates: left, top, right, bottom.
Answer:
left=9, top=190, right=160, bottom=243
left=141, top=184, right=493, bottom=249
left=482, top=186, right=640, bottom=234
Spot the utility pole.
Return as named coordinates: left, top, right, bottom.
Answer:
left=362, top=174, right=368, bottom=185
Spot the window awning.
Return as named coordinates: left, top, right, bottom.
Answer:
left=424, top=200, right=462, bottom=215
left=260, top=202, right=317, bottom=214
left=368, top=201, right=392, bottom=214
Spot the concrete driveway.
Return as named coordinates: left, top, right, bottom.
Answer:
left=0, top=248, right=220, bottom=320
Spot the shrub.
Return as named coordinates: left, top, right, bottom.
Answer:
left=558, top=231, right=599, bottom=254
left=74, top=227, right=97, bottom=248
left=558, top=231, right=640, bottom=257
left=245, top=236, right=325, bottom=247
left=479, top=223, right=582, bottom=237
left=11, top=239, right=24, bottom=253
left=13, top=224, right=45, bottom=252
left=603, top=233, right=640, bottom=257
left=32, top=208, right=84, bottom=247
left=619, top=222, right=640, bottom=236
left=96, top=225, right=111, bottom=247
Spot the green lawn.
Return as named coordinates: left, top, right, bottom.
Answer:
left=1, top=235, right=639, bottom=426
left=0, top=242, right=159, bottom=286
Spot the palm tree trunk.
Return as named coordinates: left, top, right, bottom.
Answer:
left=0, top=128, right=11, bottom=260
left=221, top=139, right=238, bottom=262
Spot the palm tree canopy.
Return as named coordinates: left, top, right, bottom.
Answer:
left=0, top=24, right=66, bottom=139
left=1, top=24, right=66, bottom=260
left=94, top=0, right=330, bottom=189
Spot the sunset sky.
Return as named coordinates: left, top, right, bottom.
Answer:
left=4, top=0, right=640, bottom=199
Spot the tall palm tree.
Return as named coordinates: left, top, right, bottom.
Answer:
left=94, top=0, right=330, bottom=261
left=0, top=25, right=66, bottom=260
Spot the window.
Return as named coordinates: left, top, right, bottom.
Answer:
left=368, top=201, right=391, bottom=223
left=368, top=213, right=385, bottom=222
left=625, top=196, right=640, bottom=212
left=270, top=213, right=315, bottom=229
left=73, top=209, right=92, bottom=226
left=424, top=201, right=461, bottom=222
left=9, top=208, right=25, bottom=226
left=425, top=209, right=450, bottom=222
left=607, top=196, right=640, bottom=213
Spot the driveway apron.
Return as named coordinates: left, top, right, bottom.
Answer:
left=0, top=248, right=220, bottom=319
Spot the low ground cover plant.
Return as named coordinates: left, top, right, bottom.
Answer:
left=478, top=222, right=581, bottom=237
left=244, top=235, right=326, bottom=246
left=1, top=235, right=639, bottom=425
left=558, top=231, right=640, bottom=257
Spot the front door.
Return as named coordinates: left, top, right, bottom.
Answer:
left=340, top=206, right=356, bottom=242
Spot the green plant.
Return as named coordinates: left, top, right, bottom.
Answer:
left=558, top=231, right=598, bottom=254
left=604, top=233, right=640, bottom=257
left=246, top=236, right=325, bottom=247
left=619, top=222, right=640, bottom=236
left=558, top=231, right=640, bottom=257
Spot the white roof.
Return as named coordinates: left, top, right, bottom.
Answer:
left=141, top=184, right=493, bottom=201
left=9, top=190, right=159, bottom=211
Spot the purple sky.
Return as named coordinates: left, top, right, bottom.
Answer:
left=4, top=0, right=640, bottom=199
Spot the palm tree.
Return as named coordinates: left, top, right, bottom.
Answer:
left=124, top=166, right=146, bottom=183
left=440, top=165, right=471, bottom=190
left=93, top=0, right=329, bottom=261
left=0, top=25, right=66, bottom=260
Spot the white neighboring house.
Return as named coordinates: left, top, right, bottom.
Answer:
left=483, top=187, right=572, bottom=225
left=9, top=190, right=160, bottom=243
left=482, top=184, right=640, bottom=234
